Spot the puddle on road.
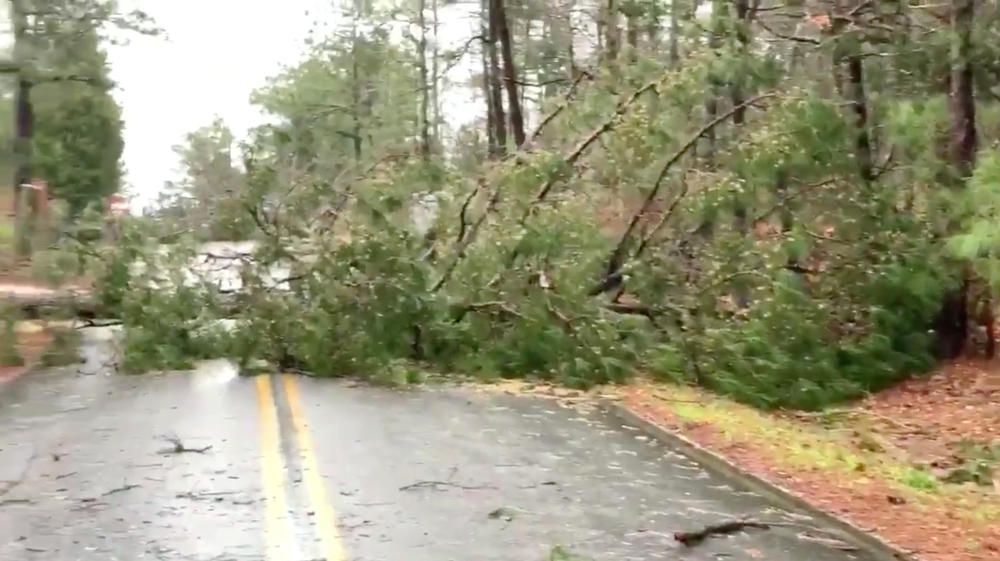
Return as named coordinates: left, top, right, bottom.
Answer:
left=188, top=359, right=241, bottom=390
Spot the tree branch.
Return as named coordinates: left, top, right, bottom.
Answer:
left=597, top=92, right=778, bottom=291
left=523, top=80, right=659, bottom=223
left=525, top=69, right=594, bottom=145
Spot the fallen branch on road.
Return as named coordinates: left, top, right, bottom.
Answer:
left=399, top=480, right=497, bottom=492
left=101, top=483, right=140, bottom=497
left=159, top=436, right=213, bottom=455
left=673, top=519, right=771, bottom=546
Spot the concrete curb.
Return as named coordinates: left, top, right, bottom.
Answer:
left=604, top=400, right=916, bottom=561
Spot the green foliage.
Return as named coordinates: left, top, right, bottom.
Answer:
left=29, top=26, right=124, bottom=216
left=657, top=255, right=944, bottom=410
left=33, top=85, right=123, bottom=215
left=899, top=467, right=939, bottom=492
left=949, top=152, right=1000, bottom=288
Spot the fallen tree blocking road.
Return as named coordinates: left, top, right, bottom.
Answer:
left=1, top=286, right=98, bottom=318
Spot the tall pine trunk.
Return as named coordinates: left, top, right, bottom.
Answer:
left=11, top=0, right=32, bottom=254
left=485, top=0, right=507, bottom=155
left=417, top=0, right=431, bottom=158
left=935, top=0, right=978, bottom=359
left=492, top=0, right=525, bottom=148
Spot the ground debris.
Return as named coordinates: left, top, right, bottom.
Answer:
left=158, top=435, right=213, bottom=455
left=487, top=506, right=517, bottom=521
left=398, top=480, right=496, bottom=492
left=0, top=498, right=32, bottom=507
left=175, top=490, right=239, bottom=502
left=673, top=519, right=770, bottom=546
left=101, top=483, right=140, bottom=497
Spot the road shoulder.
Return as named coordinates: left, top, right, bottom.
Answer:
left=613, top=383, right=1000, bottom=561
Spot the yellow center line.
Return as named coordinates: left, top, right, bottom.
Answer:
left=256, top=375, right=295, bottom=561
left=282, top=373, right=349, bottom=561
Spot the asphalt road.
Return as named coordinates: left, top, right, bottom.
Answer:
left=0, top=330, right=873, bottom=561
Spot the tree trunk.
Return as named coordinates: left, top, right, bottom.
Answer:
left=431, top=0, right=441, bottom=147
left=603, top=0, right=620, bottom=66
left=350, top=13, right=363, bottom=162
left=935, top=0, right=978, bottom=360
left=481, top=14, right=497, bottom=155
left=492, top=0, right=525, bottom=148
left=417, top=0, right=431, bottom=158
left=521, top=18, right=531, bottom=125
left=10, top=0, right=31, bottom=253
left=846, top=51, right=873, bottom=182
left=626, top=10, right=639, bottom=62
left=702, top=0, right=724, bottom=165
left=485, top=0, right=507, bottom=155
left=949, top=0, right=977, bottom=179
left=669, top=0, right=680, bottom=66
left=566, top=0, right=576, bottom=77
left=731, top=0, right=750, bottom=127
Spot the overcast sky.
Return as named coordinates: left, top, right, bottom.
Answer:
left=107, top=0, right=336, bottom=209
left=107, top=0, right=483, bottom=211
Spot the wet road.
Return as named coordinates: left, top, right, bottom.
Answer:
left=0, top=332, right=873, bottom=561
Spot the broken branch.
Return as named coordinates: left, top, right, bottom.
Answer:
left=523, top=80, right=659, bottom=221
left=674, top=519, right=771, bottom=546
left=594, top=92, right=777, bottom=294
left=399, top=480, right=496, bottom=491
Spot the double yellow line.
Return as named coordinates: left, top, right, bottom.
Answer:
left=256, top=374, right=348, bottom=561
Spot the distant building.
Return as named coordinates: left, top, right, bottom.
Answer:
left=107, top=193, right=129, bottom=218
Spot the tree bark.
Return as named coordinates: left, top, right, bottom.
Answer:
left=10, top=0, right=31, bottom=248
left=431, top=0, right=441, bottom=146
left=625, top=8, right=639, bottom=61
left=485, top=0, right=507, bottom=155
left=935, top=0, right=978, bottom=360
left=349, top=12, right=363, bottom=162
left=846, top=51, right=873, bottom=182
left=492, top=0, right=525, bottom=148
left=417, top=0, right=432, bottom=158
left=669, top=0, right=680, bottom=66
left=949, top=0, right=977, bottom=179
left=481, top=12, right=497, bottom=154
left=603, top=0, right=621, bottom=66
left=731, top=0, right=750, bottom=127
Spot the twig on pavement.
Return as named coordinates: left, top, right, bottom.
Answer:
left=674, top=519, right=771, bottom=546
left=101, top=483, right=140, bottom=497
left=399, top=480, right=497, bottom=492
left=159, top=435, right=213, bottom=455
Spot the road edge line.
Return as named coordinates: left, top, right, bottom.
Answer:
left=281, top=373, right=349, bottom=561
left=603, top=399, right=915, bottom=561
